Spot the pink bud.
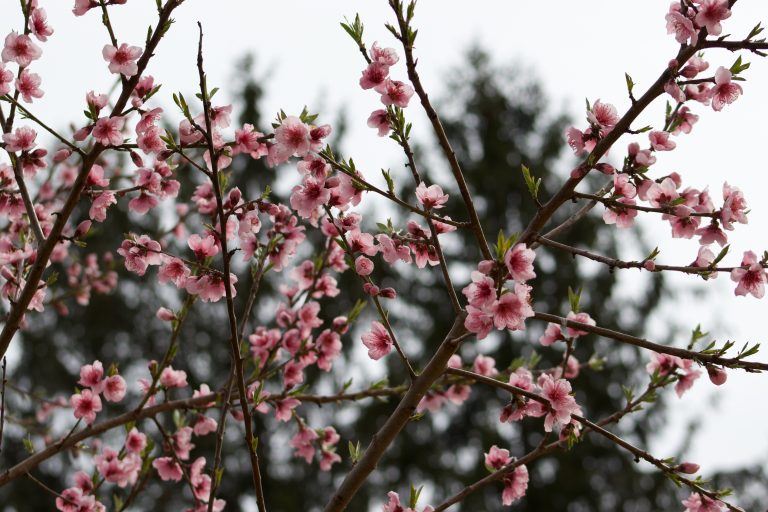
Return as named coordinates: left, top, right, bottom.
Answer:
left=324, top=176, right=340, bottom=188
left=595, top=163, right=615, bottom=175
left=53, top=148, right=72, bottom=162
left=477, top=260, right=494, bottom=274
left=379, top=287, right=396, bottom=299
left=332, top=316, right=349, bottom=334
left=73, top=125, right=93, bottom=142
left=355, top=256, right=374, bottom=276
left=156, top=307, right=176, bottom=321
left=643, top=260, right=656, bottom=271
left=668, top=58, right=679, bottom=70
left=668, top=172, right=682, bottom=188
left=706, top=366, right=727, bottom=386
left=74, top=220, right=92, bottom=238
left=676, top=462, right=700, bottom=474
left=362, top=283, right=380, bottom=296
left=129, top=150, right=144, bottom=167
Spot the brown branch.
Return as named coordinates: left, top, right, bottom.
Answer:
left=533, top=311, right=768, bottom=372
left=389, top=0, right=492, bottom=260
left=323, top=314, right=467, bottom=512
left=195, top=22, right=267, bottom=512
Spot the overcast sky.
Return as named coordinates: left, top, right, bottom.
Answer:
left=7, top=0, right=768, bottom=482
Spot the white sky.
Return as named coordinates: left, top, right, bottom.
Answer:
left=5, top=0, right=768, bottom=487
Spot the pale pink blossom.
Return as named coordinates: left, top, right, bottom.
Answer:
left=565, top=311, right=595, bottom=337
left=152, top=457, right=183, bottom=482
left=3, top=126, right=37, bottom=152
left=359, top=61, right=390, bottom=90
left=473, top=354, right=498, bottom=377
left=188, top=233, right=219, bottom=259
left=102, top=43, right=143, bottom=77
left=720, top=182, right=748, bottom=230
left=505, top=243, right=536, bottom=282
left=710, top=67, right=742, bottom=111
left=502, top=465, right=529, bottom=505
left=666, top=8, right=697, bottom=45
left=268, top=116, right=311, bottom=166
left=415, top=182, right=449, bottom=209
left=125, top=427, right=147, bottom=454
left=1, top=31, right=42, bottom=67
left=462, top=270, right=496, bottom=308
left=290, top=175, right=330, bottom=218
left=78, top=360, right=105, bottom=391
left=29, top=7, right=54, bottom=42
left=539, top=374, right=581, bottom=432
left=682, top=492, right=726, bottom=512
left=490, top=283, right=534, bottom=331
left=377, top=79, right=414, bottom=108
left=160, top=366, right=188, bottom=388
left=273, top=397, right=300, bottom=422
left=730, top=250, right=766, bottom=298
left=102, top=375, right=126, bottom=402
left=0, top=62, right=13, bottom=96
left=361, top=320, right=392, bottom=360
left=92, top=116, right=124, bottom=146
left=464, top=305, right=494, bottom=340
left=694, top=0, right=731, bottom=36
left=15, top=69, right=43, bottom=103
left=367, top=109, right=390, bottom=136
left=648, top=130, right=676, bottom=151
left=370, top=41, right=399, bottom=66
left=586, top=99, right=619, bottom=135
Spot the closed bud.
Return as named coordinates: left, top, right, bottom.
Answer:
left=675, top=462, right=700, bottom=474
left=129, top=150, right=144, bottom=167
left=379, top=287, right=396, bottom=299
left=706, top=365, right=727, bottom=386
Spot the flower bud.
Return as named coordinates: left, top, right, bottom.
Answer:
left=675, top=462, right=700, bottom=474
left=706, top=365, right=727, bottom=386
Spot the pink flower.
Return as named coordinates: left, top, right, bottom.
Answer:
left=290, top=426, right=318, bottom=463
left=462, top=270, right=496, bottom=308
left=370, top=41, right=399, bottom=66
left=648, top=130, right=676, bottom=151
left=29, top=7, right=54, bottom=42
left=464, top=305, right=494, bottom=340
left=361, top=321, right=392, bottom=360
left=675, top=360, right=701, bottom=397
left=89, top=190, right=117, bottom=222
left=720, top=182, right=748, bottom=230
left=188, top=233, right=219, bottom=259
left=125, top=427, right=147, bottom=454
left=273, top=397, right=299, bottom=422
left=646, top=177, right=679, bottom=208
left=586, top=99, right=619, bottom=135
left=117, top=235, right=162, bottom=276
left=490, top=283, right=534, bottom=331
left=290, top=175, right=330, bottom=218
left=160, top=366, right=188, bottom=388
left=505, top=243, right=536, bottom=282
left=92, top=116, right=125, bottom=146
left=1, top=31, right=42, bottom=67
left=367, top=109, right=390, bottom=136
left=15, top=69, right=43, bottom=103
left=3, top=126, right=37, bottom=152
left=694, top=0, right=731, bottom=36
left=484, top=445, right=511, bottom=471
left=710, top=67, right=742, bottom=112
left=731, top=250, right=766, bottom=298
left=268, top=116, right=311, bottom=166
left=565, top=311, right=595, bottom=337
left=359, top=61, right=390, bottom=89
left=377, top=79, right=414, bottom=108
left=473, top=354, right=498, bottom=377
left=539, top=374, right=581, bottom=432
left=102, top=43, right=143, bottom=77
left=671, top=106, right=699, bottom=135
left=415, top=182, right=449, bottom=209
left=70, top=388, right=102, bottom=425
left=0, top=62, right=13, bottom=96
left=78, top=360, right=105, bottom=391
left=73, top=0, right=96, bottom=16
left=193, top=414, right=217, bottom=436
left=152, top=457, right=183, bottom=482
left=539, top=323, right=565, bottom=346
left=233, top=123, right=268, bottom=157
left=103, top=375, right=126, bottom=402
left=666, top=9, right=697, bottom=45
left=682, top=492, right=726, bottom=512
left=501, top=465, right=529, bottom=505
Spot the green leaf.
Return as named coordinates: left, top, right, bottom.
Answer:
left=568, top=286, right=582, bottom=313
left=625, top=73, right=634, bottom=96
left=409, top=484, right=423, bottom=509
left=520, top=164, right=541, bottom=202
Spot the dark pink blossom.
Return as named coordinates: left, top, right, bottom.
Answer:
left=539, top=374, right=581, bottom=432
left=484, top=445, right=511, bottom=471
left=92, top=116, right=124, bottom=146
left=70, top=388, right=102, bottom=424
left=29, top=7, right=54, bottom=41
